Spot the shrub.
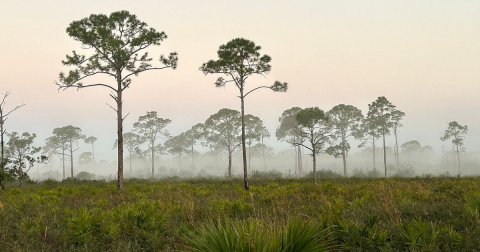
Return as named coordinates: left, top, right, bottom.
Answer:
left=75, top=171, right=95, bottom=180
left=185, top=218, right=334, bottom=252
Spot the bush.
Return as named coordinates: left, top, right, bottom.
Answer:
left=391, top=165, right=416, bottom=178
left=75, top=171, right=95, bottom=180
left=186, top=218, right=334, bottom=252
left=250, top=170, right=283, bottom=180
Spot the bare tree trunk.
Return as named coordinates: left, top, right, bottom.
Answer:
left=456, top=144, right=461, bottom=174
left=298, top=144, right=302, bottom=175
left=92, top=143, right=96, bottom=178
left=70, top=141, right=74, bottom=178
left=1, top=123, right=4, bottom=191
left=261, top=135, right=266, bottom=170
left=19, top=161, right=23, bottom=187
left=312, top=147, right=317, bottom=185
left=62, top=148, right=65, bottom=180
left=372, top=135, right=376, bottom=170
left=240, top=90, right=249, bottom=190
left=383, top=130, right=387, bottom=178
left=228, top=147, right=232, bottom=178
left=294, top=145, right=298, bottom=174
left=116, top=87, right=124, bottom=190
left=341, top=132, right=347, bottom=176
left=452, top=144, right=455, bottom=171
left=248, top=143, right=251, bottom=172
left=394, top=130, right=400, bottom=170
left=151, top=141, right=155, bottom=178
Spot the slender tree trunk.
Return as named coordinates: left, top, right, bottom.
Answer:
left=312, top=146, right=317, bottom=185
left=116, top=84, right=124, bottom=190
left=452, top=144, right=455, bottom=171
left=310, top=129, right=317, bottom=185
left=151, top=141, right=154, bottom=178
left=261, top=135, right=266, bottom=170
left=19, top=158, right=23, bottom=187
left=341, top=131, right=347, bottom=176
left=294, top=143, right=298, bottom=173
left=248, top=143, right=251, bottom=172
left=394, top=130, right=399, bottom=170
left=240, top=90, right=249, bottom=190
left=1, top=124, right=5, bottom=191
left=383, top=130, right=387, bottom=178
left=70, top=141, right=74, bottom=178
left=92, top=143, right=96, bottom=178
left=456, top=144, right=461, bottom=174
left=372, top=135, right=376, bottom=170
left=297, top=139, right=303, bottom=175
left=228, top=147, right=232, bottom=178
left=62, top=148, right=65, bottom=180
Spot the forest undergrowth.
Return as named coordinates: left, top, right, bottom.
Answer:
left=1, top=173, right=480, bottom=251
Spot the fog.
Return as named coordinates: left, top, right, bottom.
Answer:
left=28, top=139, right=480, bottom=182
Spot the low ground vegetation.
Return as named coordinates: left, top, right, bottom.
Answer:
left=0, top=173, right=479, bottom=251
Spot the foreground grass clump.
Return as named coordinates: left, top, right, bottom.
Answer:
left=0, top=176, right=479, bottom=251
left=186, top=218, right=334, bottom=252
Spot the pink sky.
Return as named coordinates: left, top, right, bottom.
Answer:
left=1, top=0, right=479, bottom=161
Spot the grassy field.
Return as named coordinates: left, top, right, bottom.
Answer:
left=1, top=174, right=480, bottom=251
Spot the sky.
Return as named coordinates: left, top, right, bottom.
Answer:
left=0, top=0, right=479, bottom=162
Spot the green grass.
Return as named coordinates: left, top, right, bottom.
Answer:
left=0, top=176, right=479, bottom=251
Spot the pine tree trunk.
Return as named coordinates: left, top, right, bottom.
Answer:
left=62, top=148, right=65, bottom=180
left=151, top=141, right=154, bottom=178
left=457, top=144, right=461, bottom=174
left=92, top=143, right=96, bottom=178
left=70, top=141, right=74, bottom=178
left=298, top=144, right=302, bottom=175
left=312, top=148, right=317, bottom=185
left=248, top=143, right=251, bottom=172
left=240, top=90, right=249, bottom=190
left=261, top=135, right=266, bottom=170
left=116, top=84, right=124, bottom=190
left=1, top=123, right=5, bottom=191
left=342, top=131, right=347, bottom=176
left=294, top=145, right=298, bottom=173
left=383, top=129, right=387, bottom=178
left=228, top=147, right=232, bottom=178
left=452, top=144, right=455, bottom=171
left=372, top=135, right=376, bottom=170
left=19, top=155, right=23, bottom=187
left=394, top=130, right=399, bottom=170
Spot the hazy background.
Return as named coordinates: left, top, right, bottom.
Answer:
left=1, top=0, right=479, bottom=178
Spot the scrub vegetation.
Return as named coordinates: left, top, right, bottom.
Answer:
left=1, top=175, right=479, bottom=251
